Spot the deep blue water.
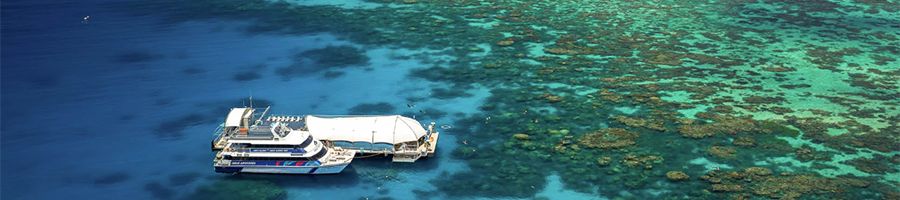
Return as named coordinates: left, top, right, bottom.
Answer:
left=2, top=0, right=477, bottom=199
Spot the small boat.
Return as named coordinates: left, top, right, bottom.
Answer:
left=213, top=121, right=355, bottom=174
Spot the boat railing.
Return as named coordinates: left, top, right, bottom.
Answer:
left=212, top=123, right=225, bottom=136
left=230, top=135, right=275, bottom=140
left=309, top=114, right=407, bottom=118
left=229, top=148, right=306, bottom=153
left=397, top=143, right=421, bottom=153
left=211, top=123, right=227, bottom=145
left=265, top=115, right=306, bottom=123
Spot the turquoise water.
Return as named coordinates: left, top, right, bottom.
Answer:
left=2, top=0, right=898, bottom=199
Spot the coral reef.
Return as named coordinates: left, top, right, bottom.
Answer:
left=611, top=116, right=666, bottom=132
left=707, top=145, right=736, bottom=159
left=621, top=153, right=662, bottom=169
left=512, top=133, right=530, bottom=140
left=276, top=45, right=370, bottom=79
left=710, top=183, right=743, bottom=192
left=430, top=87, right=474, bottom=99
left=298, top=45, right=369, bottom=69
left=732, top=136, right=755, bottom=147
left=433, top=157, right=547, bottom=198
left=665, top=171, right=690, bottom=181
left=700, top=167, right=879, bottom=200
left=186, top=180, right=286, bottom=200
left=678, top=116, right=798, bottom=139
left=794, top=145, right=831, bottom=162
left=596, top=156, right=612, bottom=166
left=578, top=128, right=639, bottom=149
left=357, top=168, right=403, bottom=184
left=451, top=146, right=478, bottom=159
left=642, top=50, right=684, bottom=66
left=541, top=93, right=563, bottom=103
left=843, top=154, right=898, bottom=174
left=348, top=102, right=395, bottom=115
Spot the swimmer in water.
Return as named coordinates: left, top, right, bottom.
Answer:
left=81, top=15, right=91, bottom=24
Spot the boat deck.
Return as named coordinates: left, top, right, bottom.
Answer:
left=212, top=125, right=280, bottom=150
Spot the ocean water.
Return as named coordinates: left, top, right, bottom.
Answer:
left=1, top=0, right=898, bottom=200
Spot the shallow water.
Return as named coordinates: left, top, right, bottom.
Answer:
left=2, top=0, right=898, bottom=200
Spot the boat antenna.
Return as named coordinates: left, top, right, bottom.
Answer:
left=248, top=91, right=254, bottom=126
left=248, top=90, right=254, bottom=109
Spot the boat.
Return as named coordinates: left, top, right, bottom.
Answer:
left=213, top=121, right=355, bottom=174
left=212, top=106, right=439, bottom=163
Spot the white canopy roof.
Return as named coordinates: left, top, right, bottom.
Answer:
left=305, top=115, right=427, bottom=144
left=225, top=108, right=250, bottom=127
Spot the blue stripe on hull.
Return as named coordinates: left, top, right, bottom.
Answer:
left=217, top=164, right=348, bottom=174
left=214, top=167, right=243, bottom=173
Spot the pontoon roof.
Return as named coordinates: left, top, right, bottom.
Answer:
left=225, top=108, right=250, bottom=127
left=305, top=115, right=427, bottom=144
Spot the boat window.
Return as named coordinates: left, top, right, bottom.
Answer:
left=273, top=126, right=284, bottom=135
left=229, top=157, right=309, bottom=161
left=310, top=148, right=328, bottom=160
left=231, top=143, right=250, bottom=148
left=247, top=144, right=301, bottom=148
left=298, top=136, right=313, bottom=147
left=272, top=125, right=290, bottom=137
